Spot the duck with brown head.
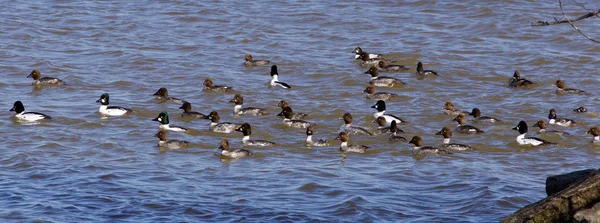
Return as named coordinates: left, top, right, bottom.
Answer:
left=154, top=130, right=189, bottom=150
left=508, top=70, right=534, bottom=87
left=335, top=132, right=370, bottom=153
left=277, top=100, right=308, bottom=120
left=435, top=127, right=473, bottom=151
left=553, top=80, right=588, bottom=95
left=229, top=94, right=269, bottom=116
left=27, top=69, right=65, bottom=85
left=244, top=54, right=271, bottom=66
left=280, top=107, right=314, bottom=129
left=339, top=113, right=373, bottom=136
left=207, top=111, right=242, bottom=133
left=235, top=123, right=276, bottom=147
left=362, top=86, right=398, bottom=101
left=153, top=87, right=187, bottom=104
left=364, top=66, right=405, bottom=87
left=408, top=136, right=451, bottom=155
left=378, top=60, right=409, bottom=72
left=203, top=78, right=234, bottom=93
left=219, top=139, right=252, bottom=158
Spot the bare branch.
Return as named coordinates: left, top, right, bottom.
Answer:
left=532, top=7, right=600, bottom=26
left=558, top=0, right=600, bottom=43
left=572, top=0, right=600, bottom=18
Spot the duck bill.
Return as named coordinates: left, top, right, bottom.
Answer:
left=364, top=70, right=370, bottom=74
left=435, top=131, right=442, bottom=135
left=370, top=105, right=376, bottom=109
left=228, top=99, right=236, bottom=103
left=586, top=131, right=591, bottom=134
left=533, top=123, right=539, bottom=127
left=96, top=99, right=101, bottom=103
left=9, top=107, right=15, bottom=111
left=276, top=111, right=284, bottom=117
left=152, top=117, right=159, bottom=121
left=334, top=136, right=340, bottom=140
left=512, top=126, right=518, bottom=130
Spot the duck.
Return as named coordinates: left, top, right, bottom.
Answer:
left=371, top=100, right=408, bottom=124
left=179, top=102, right=209, bottom=119
left=96, top=93, right=132, bottom=116
left=353, top=47, right=382, bottom=60
left=443, top=101, right=469, bottom=116
left=573, top=106, right=588, bottom=113
left=548, top=109, right=576, bottom=127
left=469, top=108, right=502, bottom=122
left=415, top=62, right=439, bottom=76
left=152, top=112, right=188, bottom=132
left=9, top=101, right=52, bottom=121
left=269, top=65, right=291, bottom=89
left=280, top=107, right=313, bottom=128
left=356, top=52, right=393, bottom=67
left=378, top=61, right=409, bottom=72
left=388, top=120, right=406, bottom=141
left=305, top=126, right=329, bottom=147
left=27, top=70, right=65, bottom=85
left=203, top=78, right=234, bottom=93
left=508, top=70, right=534, bottom=87
left=532, top=120, right=570, bottom=136
left=512, top=120, right=556, bottom=146
left=453, top=114, right=484, bottom=134
left=207, top=111, right=242, bottom=133
left=154, top=130, right=189, bottom=150
left=435, top=127, right=473, bottom=151
left=373, top=116, right=391, bottom=134
left=153, top=88, right=187, bottom=104
left=277, top=100, right=307, bottom=120
left=339, top=113, right=373, bottom=136
left=335, top=132, right=370, bottom=153
left=219, top=139, right=252, bottom=158
left=229, top=93, right=269, bottom=116
left=362, top=86, right=398, bottom=101
left=586, top=127, right=600, bottom=145
left=234, top=123, right=276, bottom=147
left=244, top=54, right=270, bottom=66
left=364, top=66, right=405, bottom=87
left=553, top=80, right=588, bottom=95
left=408, top=136, right=451, bottom=155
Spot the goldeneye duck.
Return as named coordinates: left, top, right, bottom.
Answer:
left=388, top=120, right=407, bottom=142
left=228, top=93, right=269, bottom=116
left=203, top=78, right=234, bottom=93
left=554, top=80, right=588, bottom=95
left=152, top=112, right=188, bottom=132
left=373, top=116, right=391, bottom=134
left=235, top=123, right=276, bottom=147
left=96, top=93, right=132, bottom=116
left=378, top=61, right=409, bottom=72
left=362, top=86, right=398, bottom=101
left=154, top=130, right=189, bottom=150
left=353, top=47, right=382, bottom=60
left=364, top=66, right=405, bottom=87
left=453, top=114, right=484, bottom=134
left=306, top=126, right=329, bottom=147
left=153, top=88, right=187, bottom=104
left=356, top=52, right=394, bottom=67
left=179, top=101, right=209, bottom=119
left=371, top=100, right=408, bottom=124
left=277, top=100, right=307, bottom=119
left=10, top=101, right=52, bottom=122
left=548, top=109, right=576, bottom=127
left=586, top=127, right=600, bottom=145
left=339, top=113, right=373, bottom=136
left=573, top=106, right=588, bottom=113
left=335, top=132, right=370, bottom=153
left=269, top=65, right=292, bottom=89
left=27, top=70, right=65, bottom=86
left=508, top=70, right=534, bottom=87
left=207, top=111, right=242, bottom=133
left=443, top=101, right=469, bottom=116
left=435, top=127, right=473, bottom=151
left=512, top=121, right=556, bottom=146
left=415, top=62, right=439, bottom=76
left=408, top=136, right=452, bottom=155
left=469, top=108, right=502, bottom=122
left=219, top=139, right=252, bottom=158
left=244, top=54, right=270, bottom=66
left=532, top=120, right=570, bottom=136
left=280, top=106, right=314, bottom=128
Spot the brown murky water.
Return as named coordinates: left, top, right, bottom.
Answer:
left=2, top=1, right=600, bottom=222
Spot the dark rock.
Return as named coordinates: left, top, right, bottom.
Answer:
left=546, top=169, right=598, bottom=196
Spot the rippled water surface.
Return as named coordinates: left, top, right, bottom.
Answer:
left=2, top=1, right=600, bottom=222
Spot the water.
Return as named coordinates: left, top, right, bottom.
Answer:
left=1, top=1, right=600, bottom=222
